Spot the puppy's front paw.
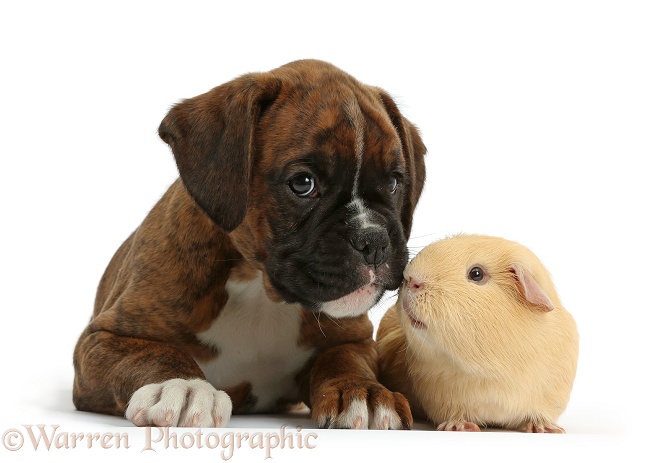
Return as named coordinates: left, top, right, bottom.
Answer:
left=311, top=378, right=412, bottom=430
left=125, top=378, right=232, bottom=427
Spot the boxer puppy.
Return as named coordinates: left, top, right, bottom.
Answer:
left=73, top=59, right=426, bottom=430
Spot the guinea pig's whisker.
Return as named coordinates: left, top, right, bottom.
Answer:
left=314, top=312, right=326, bottom=337
left=323, top=312, right=342, bottom=329
left=408, top=233, right=438, bottom=241
left=407, top=248, right=425, bottom=255
left=371, top=299, right=388, bottom=312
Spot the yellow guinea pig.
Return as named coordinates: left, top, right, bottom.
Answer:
left=376, top=234, right=579, bottom=433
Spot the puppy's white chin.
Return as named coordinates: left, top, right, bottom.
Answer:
left=319, top=283, right=382, bottom=318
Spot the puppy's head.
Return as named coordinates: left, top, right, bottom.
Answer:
left=159, top=60, right=426, bottom=318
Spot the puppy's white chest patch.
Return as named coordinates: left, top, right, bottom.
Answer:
left=196, top=275, right=314, bottom=412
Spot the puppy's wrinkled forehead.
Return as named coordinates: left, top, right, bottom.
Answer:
left=256, top=74, right=404, bottom=189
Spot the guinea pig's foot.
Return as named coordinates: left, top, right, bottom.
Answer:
left=311, top=379, right=412, bottom=430
left=436, top=420, right=481, bottom=432
left=523, top=421, right=565, bottom=433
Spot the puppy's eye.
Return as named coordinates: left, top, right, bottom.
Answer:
left=468, top=266, right=486, bottom=283
left=288, top=173, right=317, bottom=197
left=388, top=175, right=399, bottom=194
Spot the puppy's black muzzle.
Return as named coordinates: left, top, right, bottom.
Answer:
left=349, top=227, right=390, bottom=266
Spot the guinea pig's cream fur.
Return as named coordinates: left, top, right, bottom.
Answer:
left=376, top=234, right=579, bottom=433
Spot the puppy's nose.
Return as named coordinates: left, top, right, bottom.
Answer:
left=350, top=227, right=390, bottom=266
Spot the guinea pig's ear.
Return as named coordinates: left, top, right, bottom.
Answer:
left=510, top=264, right=554, bottom=312
left=159, top=73, right=282, bottom=231
left=376, top=89, right=427, bottom=239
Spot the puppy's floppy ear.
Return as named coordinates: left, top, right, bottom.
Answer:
left=159, top=74, right=281, bottom=231
left=377, top=90, right=427, bottom=238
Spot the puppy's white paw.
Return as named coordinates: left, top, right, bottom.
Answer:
left=125, top=378, right=232, bottom=427
left=312, top=380, right=412, bottom=430
left=330, top=399, right=370, bottom=429
left=323, top=400, right=403, bottom=430
left=369, top=405, right=402, bottom=430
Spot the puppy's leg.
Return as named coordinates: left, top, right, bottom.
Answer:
left=306, top=341, right=413, bottom=430
left=73, top=330, right=232, bottom=427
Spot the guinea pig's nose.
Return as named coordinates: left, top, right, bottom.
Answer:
left=405, top=276, right=424, bottom=292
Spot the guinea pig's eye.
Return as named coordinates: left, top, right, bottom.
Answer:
left=288, top=173, right=318, bottom=198
left=468, top=266, right=486, bottom=283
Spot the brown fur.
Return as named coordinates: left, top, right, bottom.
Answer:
left=73, top=60, right=423, bottom=429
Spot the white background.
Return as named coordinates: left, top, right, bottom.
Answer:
left=1, top=1, right=661, bottom=462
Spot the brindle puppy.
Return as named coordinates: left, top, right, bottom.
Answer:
left=73, top=59, right=426, bottom=429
